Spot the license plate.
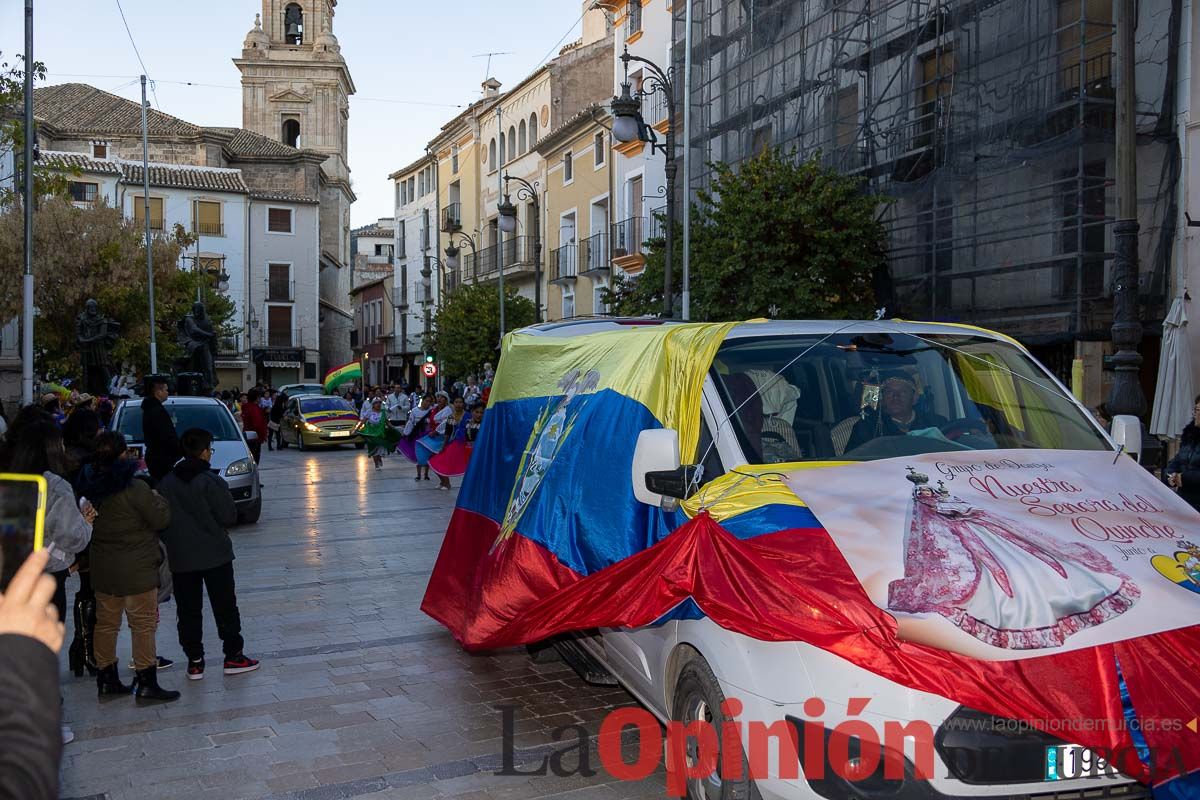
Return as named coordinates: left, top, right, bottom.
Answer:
left=1045, top=744, right=1113, bottom=780
left=328, top=431, right=351, bottom=438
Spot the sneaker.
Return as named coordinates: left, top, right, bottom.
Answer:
left=186, top=659, right=205, bottom=681
left=61, top=724, right=75, bottom=745
left=223, top=654, right=260, bottom=675
left=128, top=656, right=174, bottom=670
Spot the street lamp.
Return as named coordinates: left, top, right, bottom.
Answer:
left=610, top=45, right=677, bottom=319
left=498, top=174, right=542, bottom=323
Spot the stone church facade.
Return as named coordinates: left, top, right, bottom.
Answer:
left=235, top=0, right=356, bottom=376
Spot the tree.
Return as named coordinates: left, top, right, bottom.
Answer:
left=428, top=283, right=536, bottom=381
left=605, top=149, right=889, bottom=321
left=0, top=197, right=235, bottom=378
left=0, top=52, right=68, bottom=201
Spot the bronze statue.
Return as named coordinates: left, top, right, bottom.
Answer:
left=177, top=301, right=217, bottom=392
left=76, top=299, right=119, bottom=396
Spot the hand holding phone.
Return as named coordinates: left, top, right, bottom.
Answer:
left=0, top=474, right=46, bottom=593
left=78, top=497, right=97, bottom=525
left=0, top=549, right=64, bottom=654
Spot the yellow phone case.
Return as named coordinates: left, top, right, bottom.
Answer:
left=0, top=473, right=48, bottom=552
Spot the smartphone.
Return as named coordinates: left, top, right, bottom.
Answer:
left=0, top=474, right=47, bottom=592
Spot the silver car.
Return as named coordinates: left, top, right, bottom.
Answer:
left=110, top=396, right=262, bottom=525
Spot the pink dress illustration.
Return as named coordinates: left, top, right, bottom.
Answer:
left=887, top=469, right=1140, bottom=650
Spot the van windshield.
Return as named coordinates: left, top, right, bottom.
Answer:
left=710, top=332, right=1110, bottom=464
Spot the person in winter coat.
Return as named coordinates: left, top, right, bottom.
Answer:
left=0, top=549, right=69, bottom=800
left=1166, top=394, right=1200, bottom=512
left=156, top=428, right=259, bottom=681
left=268, top=392, right=287, bottom=451
left=240, top=388, right=268, bottom=464
left=140, top=377, right=181, bottom=484
left=77, top=431, right=179, bottom=704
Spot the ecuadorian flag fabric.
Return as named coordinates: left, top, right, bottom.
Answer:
left=420, top=322, right=1200, bottom=792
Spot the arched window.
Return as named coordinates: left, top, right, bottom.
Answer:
left=283, top=3, right=304, bottom=45
left=518, top=120, right=527, bottom=154
left=499, top=133, right=506, bottom=165
left=508, top=126, right=517, bottom=160
left=282, top=118, right=300, bottom=147
left=529, top=113, right=539, bottom=148
left=489, top=138, right=497, bottom=172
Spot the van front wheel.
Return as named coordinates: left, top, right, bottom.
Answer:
left=671, top=653, right=756, bottom=800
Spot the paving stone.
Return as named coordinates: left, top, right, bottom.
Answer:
left=58, top=449, right=670, bottom=799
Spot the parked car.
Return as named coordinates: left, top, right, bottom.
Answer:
left=454, top=318, right=1165, bottom=800
left=277, top=395, right=364, bottom=451
left=111, top=395, right=262, bottom=524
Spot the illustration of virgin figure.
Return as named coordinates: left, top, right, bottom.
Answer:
left=492, top=368, right=601, bottom=551
left=887, top=469, right=1141, bottom=650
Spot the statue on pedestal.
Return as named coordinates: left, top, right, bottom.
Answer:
left=177, top=301, right=217, bottom=392
left=76, top=299, right=119, bottom=397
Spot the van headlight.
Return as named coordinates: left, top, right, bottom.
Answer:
left=226, top=457, right=254, bottom=477
left=303, top=422, right=322, bottom=432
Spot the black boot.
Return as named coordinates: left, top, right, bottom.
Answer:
left=96, top=664, right=131, bottom=698
left=132, top=666, right=180, bottom=704
left=80, top=596, right=97, bottom=676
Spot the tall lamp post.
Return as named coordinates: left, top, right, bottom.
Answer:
left=610, top=46, right=676, bottom=319
left=497, top=174, right=541, bottom=323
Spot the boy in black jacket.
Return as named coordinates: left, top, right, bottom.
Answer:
left=156, top=428, right=259, bottom=680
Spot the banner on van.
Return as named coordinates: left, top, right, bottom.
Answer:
left=789, top=449, right=1200, bottom=660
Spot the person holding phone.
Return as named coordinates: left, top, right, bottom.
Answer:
left=77, top=432, right=179, bottom=704
left=0, top=549, right=69, bottom=800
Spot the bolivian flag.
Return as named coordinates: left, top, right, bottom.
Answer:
left=322, top=360, right=361, bottom=394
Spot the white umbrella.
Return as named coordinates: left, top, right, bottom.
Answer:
left=1150, top=296, right=1194, bottom=438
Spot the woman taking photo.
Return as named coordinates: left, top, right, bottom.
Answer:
left=76, top=432, right=178, bottom=704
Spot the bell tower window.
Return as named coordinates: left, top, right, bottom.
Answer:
left=282, top=118, right=301, bottom=148
left=284, top=3, right=304, bottom=45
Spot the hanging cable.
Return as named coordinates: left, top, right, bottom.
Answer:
left=113, top=0, right=161, bottom=111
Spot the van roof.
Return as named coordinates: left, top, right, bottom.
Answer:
left=521, top=318, right=1020, bottom=347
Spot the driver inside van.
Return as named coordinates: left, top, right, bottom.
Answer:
left=845, top=372, right=947, bottom=453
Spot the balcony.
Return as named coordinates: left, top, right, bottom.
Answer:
left=391, top=286, right=408, bottom=310
left=217, top=334, right=242, bottom=357
left=647, top=206, right=667, bottom=241
left=550, top=244, right=577, bottom=284
left=367, top=254, right=393, bottom=266
left=472, top=236, right=539, bottom=281
left=580, top=233, right=610, bottom=276
left=612, top=215, right=648, bottom=259
left=441, top=203, right=462, bottom=232
left=194, top=221, right=224, bottom=236
left=267, top=278, right=294, bottom=303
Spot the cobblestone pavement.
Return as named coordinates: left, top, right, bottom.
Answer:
left=59, top=447, right=668, bottom=800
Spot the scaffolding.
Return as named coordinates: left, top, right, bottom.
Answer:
left=674, top=0, right=1181, bottom=372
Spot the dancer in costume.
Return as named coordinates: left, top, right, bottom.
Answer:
left=430, top=400, right=480, bottom=489
left=357, top=398, right=398, bottom=471
left=397, top=394, right=433, bottom=478
left=888, top=469, right=1140, bottom=649
left=415, top=393, right=454, bottom=484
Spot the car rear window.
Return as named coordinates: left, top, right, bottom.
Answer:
left=116, top=403, right=243, bottom=442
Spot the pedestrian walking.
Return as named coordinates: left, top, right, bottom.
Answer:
left=240, top=388, right=268, bottom=464
left=141, top=377, right=181, bottom=485
left=268, top=392, right=287, bottom=451
left=1166, top=394, right=1200, bottom=512
left=77, top=431, right=179, bottom=704
left=156, top=428, right=259, bottom=681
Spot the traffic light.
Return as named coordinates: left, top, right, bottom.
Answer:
left=425, top=354, right=435, bottom=364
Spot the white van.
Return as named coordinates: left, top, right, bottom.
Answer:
left=518, top=318, right=1155, bottom=800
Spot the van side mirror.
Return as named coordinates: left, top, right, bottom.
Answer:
left=1110, top=415, right=1141, bottom=463
left=633, top=429, right=697, bottom=509
left=244, top=430, right=259, bottom=442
